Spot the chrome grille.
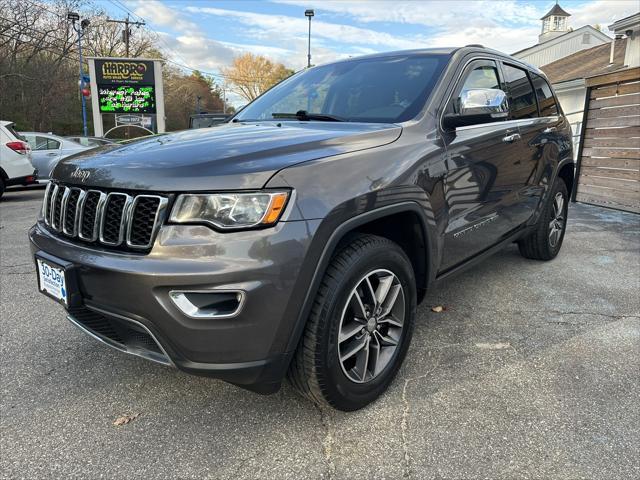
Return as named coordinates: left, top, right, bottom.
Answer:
left=43, top=183, right=168, bottom=251
left=100, top=193, right=131, bottom=245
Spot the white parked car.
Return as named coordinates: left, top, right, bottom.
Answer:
left=21, top=132, right=89, bottom=182
left=0, top=121, right=37, bottom=199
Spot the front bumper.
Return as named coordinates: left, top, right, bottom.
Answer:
left=29, top=218, right=318, bottom=392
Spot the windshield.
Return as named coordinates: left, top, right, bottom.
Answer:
left=234, top=54, right=450, bottom=124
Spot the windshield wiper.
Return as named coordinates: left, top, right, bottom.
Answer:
left=272, top=110, right=345, bottom=122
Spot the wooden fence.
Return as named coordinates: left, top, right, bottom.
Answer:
left=574, top=67, right=640, bottom=213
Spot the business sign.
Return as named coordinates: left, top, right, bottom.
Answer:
left=88, top=57, right=165, bottom=135
left=94, top=59, right=156, bottom=114
left=116, top=114, right=143, bottom=125
left=95, top=59, right=155, bottom=85
left=99, top=85, right=156, bottom=114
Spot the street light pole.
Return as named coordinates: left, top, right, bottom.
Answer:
left=305, top=9, right=314, bottom=68
left=68, top=13, right=90, bottom=137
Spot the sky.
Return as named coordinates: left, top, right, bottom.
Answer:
left=100, top=0, right=638, bottom=105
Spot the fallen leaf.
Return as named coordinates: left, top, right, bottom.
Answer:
left=113, top=413, right=140, bottom=426
left=431, top=305, right=445, bottom=313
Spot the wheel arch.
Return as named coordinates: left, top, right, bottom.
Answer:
left=283, top=202, right=437, bottom=358
left=557, top=160, right=575, bottom=197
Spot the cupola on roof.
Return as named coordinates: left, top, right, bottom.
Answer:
left=541, top=2, right=571, bottom=20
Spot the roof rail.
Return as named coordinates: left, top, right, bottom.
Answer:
left=465, top=44, right=485, bottom=48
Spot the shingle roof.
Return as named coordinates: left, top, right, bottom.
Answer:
left=540, top=38, right=627, bottom=84
left=541, top=3, right=571, bottom=20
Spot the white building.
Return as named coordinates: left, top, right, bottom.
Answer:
left=513, top=2, right=616, bottom=156
left=538, top=12, right=639, bottom=157
left=514, top=3, right=611, bottom=68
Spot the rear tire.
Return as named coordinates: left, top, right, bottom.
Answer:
left=288, top=234, right=417, bottom=411
left=0, top=177, right=5, bottom=200
left=518, top=177, right=569, bottom=260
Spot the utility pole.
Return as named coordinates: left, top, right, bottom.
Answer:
left=107, top=14, right=145, bottom=57
left=222, top=83, right=227, bottom=114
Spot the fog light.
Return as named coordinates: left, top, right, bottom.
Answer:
left=169, top=290, right=245, bottom=319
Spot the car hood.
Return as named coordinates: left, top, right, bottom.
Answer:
left=52, top=122, right=402, bottom=191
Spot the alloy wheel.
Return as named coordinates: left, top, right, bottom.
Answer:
left=548, top=191, right=566, bottom=248
left=337, top=269, right=405, bottom=383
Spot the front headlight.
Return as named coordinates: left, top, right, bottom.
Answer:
left=169, top=191, right=289, bottom=230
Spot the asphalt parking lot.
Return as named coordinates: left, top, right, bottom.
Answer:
left=1, top=187, right=638, bottom=479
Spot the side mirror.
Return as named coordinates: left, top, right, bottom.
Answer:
left=443, top=88, right=509, bottom=129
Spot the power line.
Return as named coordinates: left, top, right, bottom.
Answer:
left=10, top=0, right=237, bottom=82
left=105, top=0, right=207, bottom=76
left=17, top=0, right=64, bottom=18
left=1, top=11, right=276, bottom=86
left=106, top=14, right=145, bottom=57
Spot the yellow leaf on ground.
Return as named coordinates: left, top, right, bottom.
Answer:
left=113, top=413, right=140, bottom=426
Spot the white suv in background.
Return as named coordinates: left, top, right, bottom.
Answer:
left=0, top=121, right=37, bottom=199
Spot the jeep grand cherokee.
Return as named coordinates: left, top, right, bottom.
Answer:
left=29, top=46, right=574, bottom=411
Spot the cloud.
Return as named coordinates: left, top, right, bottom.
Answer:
left=184, top=6, right=428, bottom=50
left=568, top=0, right=639, bottom=32
left=122, top=0, right=639, bottom=107
left=130, top=0, right=198, bottom=32
left=273, top=0, right=542, bottom=27
left=170, top=34, right=237, bottom=70
left=428, top=25, right=542, bottom=53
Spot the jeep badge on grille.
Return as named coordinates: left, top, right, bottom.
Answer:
left=70, top=167, right=91, bottom=183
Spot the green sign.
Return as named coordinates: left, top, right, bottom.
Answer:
left=98, top=84, right=156, bottom=114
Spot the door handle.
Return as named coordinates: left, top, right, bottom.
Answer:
left=46, top=152, right=58, bottom=156
left=543, top=127, right=557, bottom=134
left=502, top=133, right=521, bottom=143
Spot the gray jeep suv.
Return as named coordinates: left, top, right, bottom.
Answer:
left=29, top=46, right=574, bottom=411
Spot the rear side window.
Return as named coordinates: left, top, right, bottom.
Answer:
left=26, top=135, right=60, bottom=150
left=531, top=73, right=558, bottom=116
left=502, top=64, right=537, bottom=119
left=5, top=124, right=25, bottom=141
left=44, top=138, right=61, bottom=149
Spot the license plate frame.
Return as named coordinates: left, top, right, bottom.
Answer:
left=35, top=253, right=81, bottom=307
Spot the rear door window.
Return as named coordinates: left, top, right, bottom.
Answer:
left=531, top=73, right=559, bottom=116
left=502, top=64, right=537, bottom=120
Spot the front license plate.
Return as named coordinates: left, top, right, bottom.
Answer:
left=36, top=258, right=68, bottom=305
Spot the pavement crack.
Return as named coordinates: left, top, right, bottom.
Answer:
left=400, top=354, right=440, bottom=479
left=431, top=303, right=639, bottom=321
left=548, top=311, right=639, bottom=320
left=315, top=404, right=336, bottom=479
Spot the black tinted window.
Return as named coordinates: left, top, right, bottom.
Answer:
left=531, top=73, right=558, bottom=116
left=235, top=54, right=449, bottom=123
left=503, top=64, right=537, bottom=119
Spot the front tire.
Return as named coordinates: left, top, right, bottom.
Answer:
left=518, top=177, right=569, bottom=260
left=288, top=234, right=417, bottom=411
